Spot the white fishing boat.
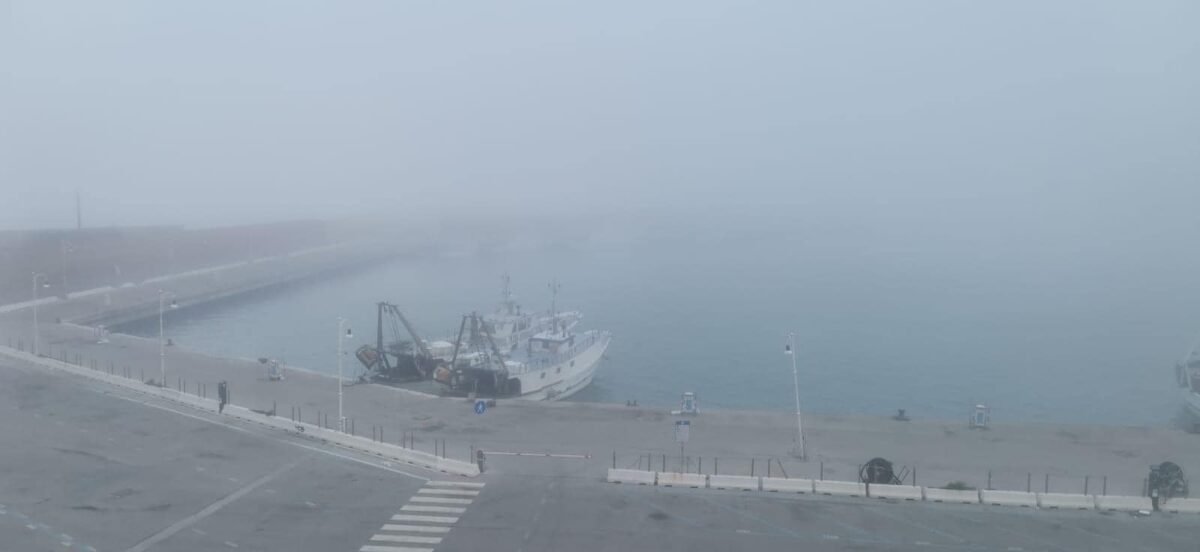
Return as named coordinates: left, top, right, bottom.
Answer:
left=356, top=275, right=610, bottom=401
left=433, top=277, right=609, bottom=401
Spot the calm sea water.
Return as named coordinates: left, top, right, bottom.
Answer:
left=120, top=227, right=1200, bottom=427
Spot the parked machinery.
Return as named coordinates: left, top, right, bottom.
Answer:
left=859, top=457, right=906, bottom=485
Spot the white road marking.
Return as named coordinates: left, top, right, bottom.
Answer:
left=409, top=496, right=473, bottom=505
left=401, top=505, right=466, bottom=514
left=360, top=546, right=434, bottom=552
left=424, top=480, right=485, bottom=488
left=124, top=462, right=297, bottom=552
left=371, top=534, right=442, bottom=544
left=391, top=514, right=459, bottom=524
left=417, top=488, right=479, bottom=496
left=380, top=524, right=451, bottom=533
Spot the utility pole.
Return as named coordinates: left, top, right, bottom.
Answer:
left=787, top=332, right=807, bottom=460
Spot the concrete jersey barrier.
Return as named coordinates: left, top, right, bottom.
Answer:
left=761, top=477, right=814, bottom=494
left=869, top=484, right=922, bottom=501
left=657, top=472, right=707, bottom=488
left=1161, top=498, right=1200, bottom=514
left=980, top=490, right=1037, bottom=507
left=923, top=487, right=980, bottom=504
left=607, top=469, right=656, bottom=485
left=1095, top=495, right=1152, bottom=512
left=709, top=475, right=759, bottom=491
left=814, top=480, right=867, bottom=497
left=1036, top=493, right=1095, bottom=510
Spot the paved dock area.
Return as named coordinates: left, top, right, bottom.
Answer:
left=5, top=360, right=1200, bottom=552
left=5, top=317, right=1199, bottom=497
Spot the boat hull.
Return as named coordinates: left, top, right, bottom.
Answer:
left=513, top=331, right=609, bottom=401
left=1182, top=387, right=1200, bottom=422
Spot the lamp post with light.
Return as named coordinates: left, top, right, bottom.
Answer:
left=31, top=273, right=50, bottom=356
left=159, top=291, right=177, bottom=388
left=786, top=332, right=807, bottom=460
left=337, top=317, right=353, bottom=432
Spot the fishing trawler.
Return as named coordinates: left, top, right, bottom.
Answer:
left=356, top=276, right=610, bottom=401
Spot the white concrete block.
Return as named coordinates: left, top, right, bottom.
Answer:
left=709, top=475, right=759, bottom=491
left=1036, top=493, right=1095, bottom=510
left=762, top=477, right=815, bottom=494
left=869, top=484, right=922, bottom=501
left=607, top=469, right=656, bottom=485
left=657, top=472, right=707, bottom=488
left=980, top=490, right=1037, bottom=507
left=1162, top=498, right=1200, bottom=514
left=1094, top=495, right=1153, bottom=512
left=814, top=480, right=867, bottom=497
left=922, top=487, right=980, bottom=504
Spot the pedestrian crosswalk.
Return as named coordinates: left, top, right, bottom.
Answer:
left=358, top=480, right=485, bottom=552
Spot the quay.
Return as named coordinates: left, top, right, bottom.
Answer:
left=2, top=247, right=1199, bottom=551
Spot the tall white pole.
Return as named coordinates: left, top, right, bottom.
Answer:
left=789, top=332, right=807, bottom=460
left=32, top=273, right=44, bottom=356
left=159, top=292, right=166, bottom=388
left=337, top=317, right=345, bottom=432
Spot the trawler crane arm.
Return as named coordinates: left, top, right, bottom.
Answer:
left=387, top=303, right=431, bottom=358
left=479, top=316, right=507, bottom=372
left=450, top=315, right=468, bottom=366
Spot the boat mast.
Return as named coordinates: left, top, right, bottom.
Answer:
left=548, top=279, right=561, bottom=318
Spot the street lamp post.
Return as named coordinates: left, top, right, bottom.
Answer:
left=31, top=273, right=49, bottom=356
left=337, top=318, right=353, bottom=432
left=787, top=332, right=807, bottom=460
left=159, top=291, right=177, bottom=388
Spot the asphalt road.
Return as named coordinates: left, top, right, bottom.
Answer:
left=4, top=359, right=1200, bottom=552
left=449, top=462, right=1200, bottom=552
left=0, top=361, right=445, bottom=552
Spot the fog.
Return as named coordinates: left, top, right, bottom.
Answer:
left=3, top=1, right=1196, bottom=240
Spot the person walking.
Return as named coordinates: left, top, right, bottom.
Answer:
left=217, top=380, right=228, bottom=413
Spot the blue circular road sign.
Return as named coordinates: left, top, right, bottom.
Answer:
left=474, top=400, right=487, bottom=415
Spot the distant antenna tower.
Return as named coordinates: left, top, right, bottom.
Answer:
left=75, top=190, right=82, bottom=230
left=548, top=279, right=562, bottom=316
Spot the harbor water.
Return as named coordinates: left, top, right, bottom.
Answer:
left=119, top=223, right=1200, bottom=427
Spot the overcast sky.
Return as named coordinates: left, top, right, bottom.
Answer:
left=2, top=1, right=1197, bottom=234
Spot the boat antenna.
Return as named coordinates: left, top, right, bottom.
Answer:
left=548, top=279, right=561, bottom=317
left=501, top=272, right=514, bottom=314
